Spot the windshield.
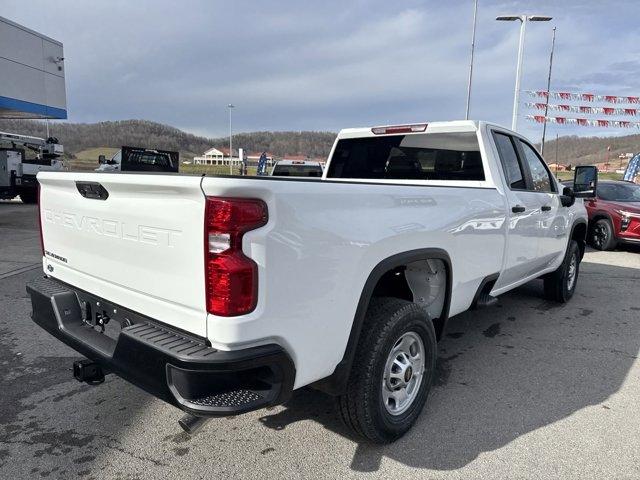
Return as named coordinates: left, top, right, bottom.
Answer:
left=598, top=182, right=640, bottom=202
left=272, top=165, right=323, bottom=177
left=326, top=132, right=484, bottom=181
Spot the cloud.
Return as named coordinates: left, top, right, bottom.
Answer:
left=1, top=0, right=638, bottom=141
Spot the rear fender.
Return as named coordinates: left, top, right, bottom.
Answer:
left=312, top=248, right=452, bottom=396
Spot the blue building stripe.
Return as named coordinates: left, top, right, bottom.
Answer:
left=0, top=95, right=67, bottom=119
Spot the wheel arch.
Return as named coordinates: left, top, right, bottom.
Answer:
left=570, top=219, right=588, bottom=259
left=590, top=211, right=614, bottom=225
left=311, top=248, right=452, bottom=396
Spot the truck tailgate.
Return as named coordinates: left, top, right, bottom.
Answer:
left=37, top=172, right=207, bottom=337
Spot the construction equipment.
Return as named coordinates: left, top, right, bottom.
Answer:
left=0, top=131, right=64, bottom=203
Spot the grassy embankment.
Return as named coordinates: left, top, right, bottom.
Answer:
left=555, top=170, right=622, bottom=182
left=65, top=147, right=119, bottom=171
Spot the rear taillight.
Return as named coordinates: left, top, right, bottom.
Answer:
left=37, top=183, right=44, bottom=256
left=205, top=197, right=268, bottom=316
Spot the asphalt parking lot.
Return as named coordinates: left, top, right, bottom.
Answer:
left=1, top=201, right=639, bottom=479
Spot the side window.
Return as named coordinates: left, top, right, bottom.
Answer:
left=493, top=132, right=525, bottom=190
left=518, top=141, right=554, bottom=192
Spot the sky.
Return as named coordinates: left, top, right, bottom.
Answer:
left=2, top=0, right=640, bottom=142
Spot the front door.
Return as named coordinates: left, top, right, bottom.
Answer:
left=491, top=131, right=547, bottom=290
left=515, top=138, right=569, bottom=269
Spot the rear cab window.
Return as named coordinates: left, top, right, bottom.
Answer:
left=272, top=163, right=323, bottom=177
left=128, top=152, right=171, bottom=167
left=326, top=132, right=484, bottom=181
left=118, top=147, right=179, bottom=173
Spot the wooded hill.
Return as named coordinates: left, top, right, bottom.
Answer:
left=538, top=133, right=640, bottom=167
left=1, top=118, right=639, bottom=165
left=0, top=119, right=336, bottom=160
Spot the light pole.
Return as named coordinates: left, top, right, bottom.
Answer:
left=496, top=14, right=552, bottom=131
left=465, top=0, right=479, bottom=120
left=540, top=27, right=556, bottom=156
left=227, top=103, right=235, bottom=174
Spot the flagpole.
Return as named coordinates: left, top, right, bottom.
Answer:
left=541, top=27, right=556, bottom=156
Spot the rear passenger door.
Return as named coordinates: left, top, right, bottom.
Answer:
left=491, top=131, right=549, bottom=289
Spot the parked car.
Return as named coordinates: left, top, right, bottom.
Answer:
left=583, top=180, right=640, bottom=250
left=28, top=121, right=595, bottom=443
left=271, top=159, right=323, bottom=177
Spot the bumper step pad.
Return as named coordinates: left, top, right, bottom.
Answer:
left=191, top=390, right=263, bottom=408
left=125, top=322, right=217, bottom=362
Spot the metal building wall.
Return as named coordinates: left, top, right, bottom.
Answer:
left=0, top=16, right=67, bottom=119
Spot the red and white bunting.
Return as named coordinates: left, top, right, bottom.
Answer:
left=526, top=91, right=640, bottom=104
left=526, top=115, right=640, bottom=128
left=525, top=103, right=639, bottom=116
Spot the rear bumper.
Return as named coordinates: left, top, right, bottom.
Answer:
left=26, top=275, right=295, bottom=416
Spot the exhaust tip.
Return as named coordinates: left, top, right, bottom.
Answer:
left=178, top=413, right=210, bottom=435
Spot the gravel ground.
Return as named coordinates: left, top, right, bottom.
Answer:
left=1, top=201, right=639, bottom=479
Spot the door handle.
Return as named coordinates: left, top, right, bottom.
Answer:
left=511, top=205, right=525, bottom=213
left=541, top=205, right=552, bottom=211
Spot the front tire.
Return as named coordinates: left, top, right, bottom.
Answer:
left=337, top=297, right=437, bottom=443
left=544, top=239, right=580, bottom=303
left=590, top=218, right=617, bottom=251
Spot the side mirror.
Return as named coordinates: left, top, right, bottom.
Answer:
left=560, top=186, right=575, bottom=207
left=98, top=155, right=106, bottom=164
left=573, top=165, right=598, bottom=198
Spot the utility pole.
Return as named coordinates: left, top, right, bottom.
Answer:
left=227, top=104, right=235, bottom=175
left=465, top=0, right=479, bottom=120
left=555, top=132, right=559, bottom=173
left=541, top=27, right=556, bottom=156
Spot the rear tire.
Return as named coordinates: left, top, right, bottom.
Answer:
left=336, top=297, right=437, bottom=443
left=590, top=218, right=617, bottom=251
left=544, top=239, right=580, bottom=303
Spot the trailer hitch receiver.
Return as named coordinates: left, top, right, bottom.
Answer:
left=73, top=359, right=105, bottom=385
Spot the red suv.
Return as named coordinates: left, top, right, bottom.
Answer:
left=582, top=180, right=640, bottom=250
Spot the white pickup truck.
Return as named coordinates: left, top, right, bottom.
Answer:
left=27, top=121, right=597, bottom=443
